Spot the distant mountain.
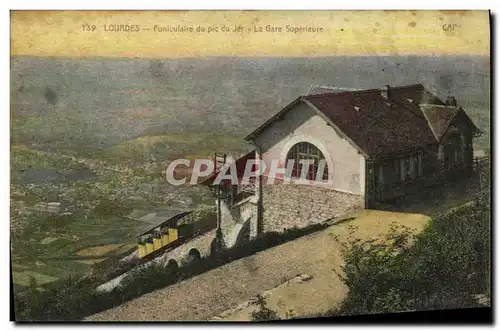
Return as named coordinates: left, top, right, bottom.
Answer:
left=10, top=56, right=490, bottom=154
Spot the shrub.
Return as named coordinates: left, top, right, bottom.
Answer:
left=250, top=295, right=280, bottom=321
left=332, top=194, right=491, bottom=316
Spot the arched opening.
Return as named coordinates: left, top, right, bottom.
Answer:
left=210, top=235, right=226, bottom=257
left=187, top=248, right=201, bottom=264
left=286, top=142, right=329, bottom=181
left=210, top=238, right=218, bottom=256
left=165, top=259, right=179, bottom=279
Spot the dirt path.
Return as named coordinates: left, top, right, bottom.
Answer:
left=85, top=210, right=430, bottom=321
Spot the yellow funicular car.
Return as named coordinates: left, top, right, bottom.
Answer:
left=136, top=210, right=194, bottom=259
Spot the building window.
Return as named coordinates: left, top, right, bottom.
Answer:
left=286, top=142, right=329, bottom=181
left=444, top=133, right=463, bottom=171
left=417, top=152, right=423, bottom=176
left=416, top=151, right=423, bottom=177
left=394, top=158, right=401, bottom=182
left=398, top=151, right=424, bottom=182
left=405, top=157, right=413, bottom=179
left=378, top=164, right=384, bottom=184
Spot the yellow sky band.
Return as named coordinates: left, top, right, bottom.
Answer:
left=11, top=10, right=490, bottom=58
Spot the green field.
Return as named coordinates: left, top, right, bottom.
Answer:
left=10, top=142, right=222, bottom=288
left=10, top=209, right=148, bottom=288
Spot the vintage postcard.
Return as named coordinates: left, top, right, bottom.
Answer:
left=10, top=10, right=491, bottom=322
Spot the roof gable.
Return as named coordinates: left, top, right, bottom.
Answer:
left=421, top=105, right=482, bottom=142
left=420, top=104, right=460, bottom=140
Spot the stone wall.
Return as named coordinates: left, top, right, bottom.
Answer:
left=261, top=183, right=364, bottom=233
left=219, top=196, right=258, bottom=248
left=157, top=229, right=216, bottom=266
left=96, top=229, right=216, bottom=292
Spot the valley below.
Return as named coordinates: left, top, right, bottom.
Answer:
left=10, top=55, right=491, bottom=292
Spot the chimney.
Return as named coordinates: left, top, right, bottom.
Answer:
left=445, top=96, right=457, bottom=107
left=381, top=85, right=391, bottom=100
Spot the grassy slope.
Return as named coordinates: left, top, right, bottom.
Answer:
left=92, top=132, right=252, bottom=164
left=331, top=196, right=490, bottom=315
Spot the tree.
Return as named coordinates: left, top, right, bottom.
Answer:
left=332, top=195, right=490, bottom=316
left=250, top=295, right=280, bottom=321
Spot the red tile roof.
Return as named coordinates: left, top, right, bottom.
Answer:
left=304, top=90, right=435, bottom=157
left=246, top=84, right=480, bottom=159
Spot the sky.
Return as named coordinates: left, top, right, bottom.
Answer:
left=11, top=10, right=490, bottom=58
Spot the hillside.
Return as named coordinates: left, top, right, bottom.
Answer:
left=84, top=184, right=489, bottom=321
left=10, top=144, right=214, bottom=288
left=9, top=55, right=491, bottom=296
left=12, top=168, right=488, bottom=321
left=92, top=132, right=252, bottom=165
left=86, top=210, right=431, bottom=321
left=11, top=56, right=491, bottom=157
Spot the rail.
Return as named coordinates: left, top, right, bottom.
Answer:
left=373, top=158, right=490, bottom=202
left=473, top=155, right=490, bottom=171
left=93, top=225, right=217, bottom=284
